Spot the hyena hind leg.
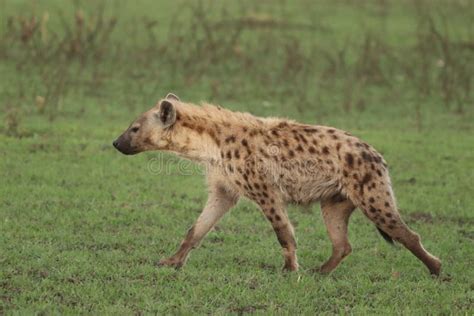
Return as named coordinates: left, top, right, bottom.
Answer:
left=385, top=221, right=441, bottom=276
left=318, top=194, right=356, bottom=274
left=358, top=195, right=441, bottom=276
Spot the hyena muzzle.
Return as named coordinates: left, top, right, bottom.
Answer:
left=113, top=93, right=441, bottom=276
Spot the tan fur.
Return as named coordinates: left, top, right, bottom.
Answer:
left=113, top=95, right=441, bottom=275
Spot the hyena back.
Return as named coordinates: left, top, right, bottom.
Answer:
left=113, top=93, right=441, bottom=276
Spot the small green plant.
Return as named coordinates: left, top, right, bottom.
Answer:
left=4, top=106, right=22, bottom=137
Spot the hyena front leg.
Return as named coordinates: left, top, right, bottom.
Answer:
left=318, top=194, right=356, bottom=274
left=259, top=200, right=298, bottom=271
left=158, top=184, right=238, bottom=269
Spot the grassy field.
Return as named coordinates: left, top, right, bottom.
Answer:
left=1, top=0, right=474, bottom=314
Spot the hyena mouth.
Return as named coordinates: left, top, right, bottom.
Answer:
left=113, top=140, right=138, bottom=155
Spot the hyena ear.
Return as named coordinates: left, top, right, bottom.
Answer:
left=156, top=100, right=176, bottom=128
left=165, top=93, right=180, bottom=101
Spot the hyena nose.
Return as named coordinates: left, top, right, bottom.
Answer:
left=113, top=140, right=119, bottom=148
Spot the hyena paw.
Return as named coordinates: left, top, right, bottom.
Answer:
left=308, top=265, right=331, bottom=274
left=157, top=257, right=184, bottom=269
left=317, top=264, right=333, bottom=274
left=430, top=258, right=442, bottom=276
left=282, top=262, right=299, bottom=272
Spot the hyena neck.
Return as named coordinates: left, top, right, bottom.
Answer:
left=167, top=102, right=262, bottom=164
left=163, top=103, right=225, bottom=163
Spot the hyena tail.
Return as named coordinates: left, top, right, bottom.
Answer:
left=376, top=227, right=394, bottom=244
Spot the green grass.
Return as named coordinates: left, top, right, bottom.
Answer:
left=1, top=0, right=474, bottom=314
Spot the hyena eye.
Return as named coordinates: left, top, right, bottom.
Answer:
left=131, top=127, right=140, bottom=133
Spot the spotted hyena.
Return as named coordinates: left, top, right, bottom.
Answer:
left=113, top=93, right=441, bottom=276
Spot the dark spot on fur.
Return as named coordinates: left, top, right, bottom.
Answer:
left=296, top=145, right=304, bottom=152
left=369, top=206, right=377, bottom=213
left=361, top=173, right=372, bottom=187
left=385, top=212, right=392, bottom=218
left=377, top=169, right=383, bottom=177
left=328, top=129, right=336, bottom=134
left=225, top=135, right=236, bottom=143
left=275, top=215, right=281, bottom=221
left=271, top=130, right=279, bottom=136
left=270, top=207, right=276, bottom=214
left=226, top=151, right=232, bottom=159
left=361, top=151, right=372, bottom=162
left=359, top=174, right=372, bottom=195
left=299, top=134, right=308, bottom=144
left=288, top=150, right=295, bottom=158
left=343, top=170, right=349, bottom=177
left=234, top=149, right=240, bottom=159
left=304, top=128, right=319, bottom=133
left=308, top=146, right=316, bottom=154
left=241, top=139, right=248, bottom=147
left=196, top=126, right=204, bottom=134
left=369, top=197, right=375, bottom=203
left=384, top=202, right=390, bottom=207
left=322, top=146, right=330, bottom=154
left=345, top=153, right=354, bottom=168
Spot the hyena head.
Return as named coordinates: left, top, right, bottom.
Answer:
left=113, top=93, right=179, bottom=155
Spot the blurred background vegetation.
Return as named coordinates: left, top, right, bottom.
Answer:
left=1, top=0, right=473, bottom=129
